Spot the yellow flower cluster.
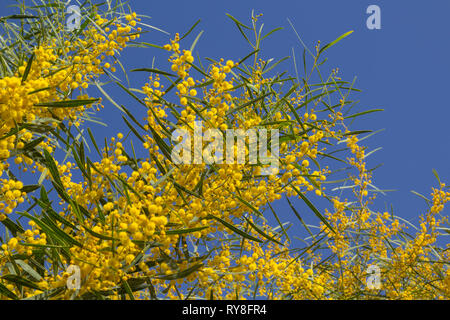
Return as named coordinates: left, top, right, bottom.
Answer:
left=0, top=11, right=138, bottom=221
left=0, top=179, right=25, bottom=220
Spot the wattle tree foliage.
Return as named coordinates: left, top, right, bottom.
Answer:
left=0, top=1, right=448, bottom=300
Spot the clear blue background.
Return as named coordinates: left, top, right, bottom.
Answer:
left=2, top=0, right=450, bottom=235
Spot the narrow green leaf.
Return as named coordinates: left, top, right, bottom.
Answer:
left=122, top=116, right=145, bottom=143
left=21, top=53, right=34, bottom=84
left=344, top=109, right=383, bottom=119
left=130, top=68, right=176, bottom=77
left=166, top=226, right=208, bottom=235
left=180, top=19, right=201, bottom=40
left=244, top=217, right=284, bottom=246
left=2, top=274, right=41, bottom=290
left=0, top=283, right=19, bottom=300
left=208, top=215, right=263, bottom=243
left=121, top=280, right=135, bottom=300
left=262, top=56, right=290, bottom=74
left=22, top=136, right=45, bottom=151
left=261, top=27, right=283, bottom=40
left=189, top=30, right=204, bottom=52
left=267, top=202, right=290, bottom=242
left=290, top=185, right=335, bottom=233
left=235, top=196, right=262, bottom=217
left=43, top=149, right=63, bottom=188
left=15, top=260, right=43, bottom=281
left=19, top=211, right=82, bottom=248
left=87, top=128, right=101, bottom=156
left=35, top=98, right=99, bottom=108
left=319, top=30, right=354, bottom=55
left=432, top=168, right=441, bottom=185
left=238, top=49, right=260, bottom=65
left=342, top=130, right=372, bottom=136
left=0, top=217, right=25, bottom=236
left=115, top=82, right=146, bottom=107
left=225, top=14, right=251, bottom=30
left=0, top=15, right=38, bottom=21
left=410, top=190, right=431, bottom=203
left=95, top=82, right=126, bottom=113
left=286, top=197, right=314, bottom=238
left=21, top=184, right=40, bottom=194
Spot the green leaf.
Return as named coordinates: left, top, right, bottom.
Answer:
left=35, top=98, right=99, bottom=108
left=0, top=283, right=19, bottom=300
left=0, top=216, right=25, bottom=236
left=22, top=136, right=45, bottom=151
left=244, top=217, right=284, bottom=246
left=130, top=68, right=176, bottom=77
left=190, top=30, right=204, bottom=52
left=432, top=168, right=441, bottom=185
left=19, top=211, right=82, bottom=248
left=238, top=49, right=260, bottom=65
left=286, top=197, right=314, bottom=238
left=225, top=14, right=251, bottom=30
left=262, top=56, right=290, bottom=74
left=171, top=180, right=203, bottom=199
left=235, top=195, right=262, bottom=217
left=115, top=81, right=146, bottom=107
left=21, top=53, right=34, bottom=84
left=267, top=202, right=290, bottom=242
left=121, top=280, right=135, bottom=300
left=2, top=274, right=41, bottom=290
left=342, top=130, right=372, bottom=137
left=344, top=109, right=383, bottom=119
left=122, top=116, right=145, bottom=143
left=317, top=151, right=348, bottom=165
left=261, top=27, right=283, bottom=41
left=410, top=190, right=431, bottom=203
left=21, top=184, right=40, bottom=194
left=95, top=82, right=126, bottom=113
left=319, top=30, right=354, bottom=55
left=43, top=149, right=63, bottom=188
left=180, top=19, right=201, bottom=40
left=35, top=193, right=78, bottom=231
left=138, top=42, right=165, bottom=50
left=15, top=260, right=43, bottom=281
left=0, top=14, right=38, bottom=20
left=87, top=127, right=101, bottom=156
left=165, top=226, right=208, bottom=235
left=207, top=215, right=263, bottom=243
left=148, top=126, right=173, bottom=161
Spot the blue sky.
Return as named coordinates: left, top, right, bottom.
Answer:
left=2, top=0, right=450, bottom=236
